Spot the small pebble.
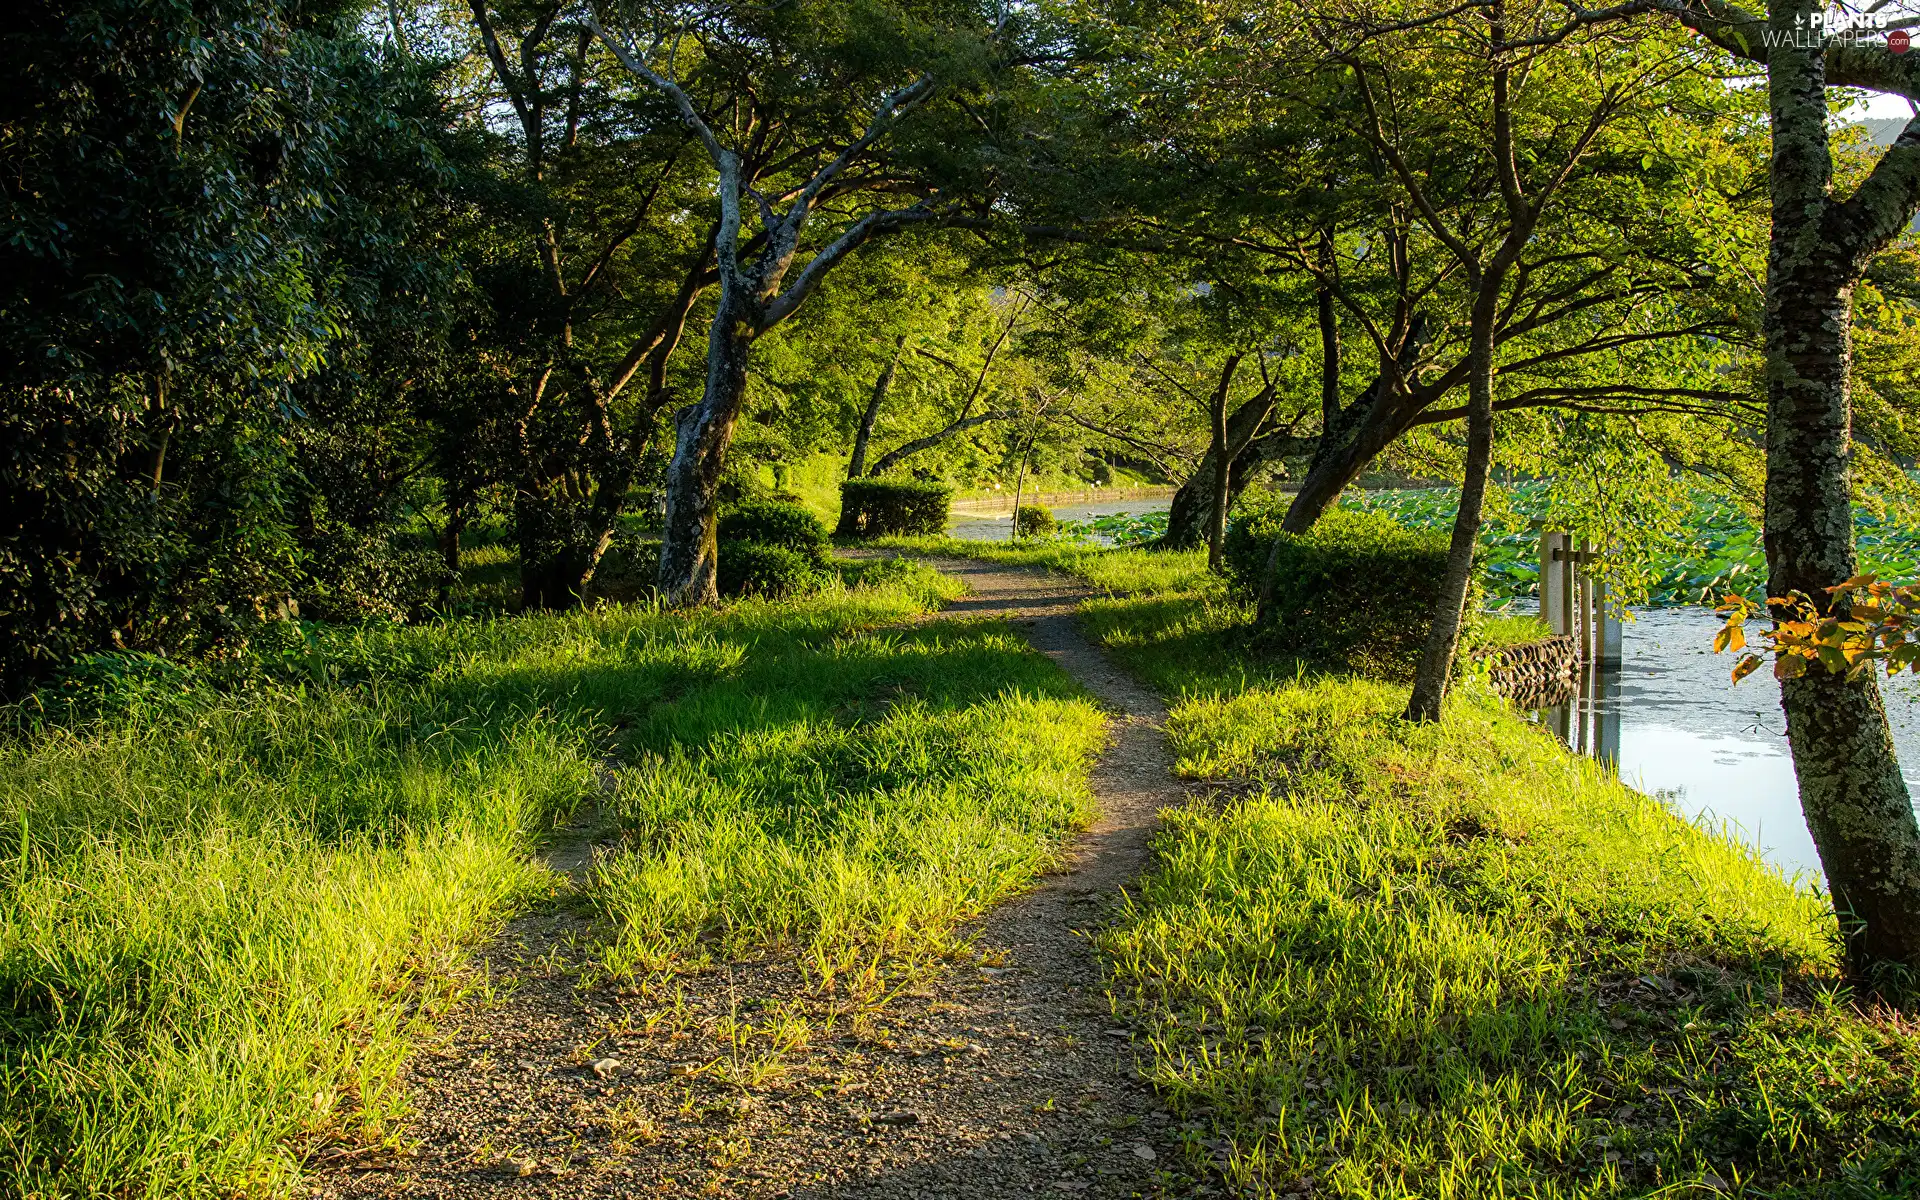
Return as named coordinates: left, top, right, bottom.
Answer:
left=590, top=1057, right=620, bottom=1079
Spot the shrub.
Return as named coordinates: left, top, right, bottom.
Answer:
left=717, top=542, right=822, bottom=597
left=1013, top=504, right=1056, bottom=538
left=1223, top=495, right=1474, bottom=678
left=714, top=499, right=831, bottom=599
left=718, top=499, right=831, bottom=563
left=595, top=527, right=660, bottom=586
left=838, top=478, right=952, bottom=537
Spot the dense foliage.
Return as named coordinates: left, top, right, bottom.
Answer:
left=838, top=478, right=954, bottom=538
left=1226, top=498, right=1469, bottom=677
left=0, top=0, right=467, bottom=687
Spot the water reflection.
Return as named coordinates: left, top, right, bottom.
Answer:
left=1533, top=605, right=1920, bottom=881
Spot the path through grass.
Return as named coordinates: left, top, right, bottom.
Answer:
left=1068, top=566, right=1920, bottom=1197
left=0, top=562, right=1104, bottom=1198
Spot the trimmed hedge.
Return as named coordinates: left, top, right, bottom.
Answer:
left=717, top=499, right=830, bottom=597
left=1224, top=495, right=1476, bottom=679
left=717, top=542, right=822, bottom=597
left=838, top=478, right=951, bottom=537
left=1014, top=504, right=1056, bottom=538
left=719, top=499, right=831, bottom=560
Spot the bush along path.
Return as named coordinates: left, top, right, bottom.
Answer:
left=319, top=559, right=1197, bottom=1200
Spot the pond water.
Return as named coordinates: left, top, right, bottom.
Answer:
left=1539, top=605, right=1920, bottom=883
left=944, top=496, right=1919, bottom=882
left=946, top=500, right=1170, bottom=543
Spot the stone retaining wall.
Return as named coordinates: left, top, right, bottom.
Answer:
left=1476, top=635, right=1579, bottom=705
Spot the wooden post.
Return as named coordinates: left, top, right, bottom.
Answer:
left=1577, top=539, right=1593, bottom=663
left=1541, top=531, right=1570, bottom=636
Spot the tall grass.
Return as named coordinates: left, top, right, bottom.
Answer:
left=1074, top=573, right=1920, bottom=1196
left=594, top=614, right=1105, bottom=983
left=0, top=563, right=1038, bottom=1198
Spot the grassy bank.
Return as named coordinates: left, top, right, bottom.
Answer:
left=0, top=562, right=1104, bottom=1198
left=1052, top=557, right=1920, bottom=1196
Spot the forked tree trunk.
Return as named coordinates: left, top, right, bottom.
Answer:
left=1758, top=13, right=1920, bottom=986
left=588, top=39, right=942, bottom=606
left=658, top=298, right=754, bottom=607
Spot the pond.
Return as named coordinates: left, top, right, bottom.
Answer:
left=946, top=499, right=1173, bottom=543
left=1539, top=605, right=1920, bottom=884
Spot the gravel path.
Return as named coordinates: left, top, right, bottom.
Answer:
left=317, top=559, right=1198, bottom=1200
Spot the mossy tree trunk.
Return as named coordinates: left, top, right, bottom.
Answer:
left=1748, top=0, right=1920, bottom=985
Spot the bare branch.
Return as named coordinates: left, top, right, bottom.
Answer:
left=761, top=203, right=949, bottom=327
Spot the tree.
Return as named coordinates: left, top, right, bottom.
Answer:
left=1656, top=0, right=1920, bottom=988
left=588, top=0, right=1004, bottom=604
left=455, top=0, right=717, bottom=608
left=0, top=0, right=463, bottom=687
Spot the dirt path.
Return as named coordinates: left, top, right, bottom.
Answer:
left=319, top=560, right=1197, bottom=1200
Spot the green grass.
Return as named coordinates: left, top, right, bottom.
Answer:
left=1041, top=551, right=1920, bottom=1197
left=593, top=601, right=1104, bottom=986
left=0, top=561, right=1106, bottom=1198
left=863, top=533, right=1219, bottom=597
left=1474, top=611, right=1555, bottom=651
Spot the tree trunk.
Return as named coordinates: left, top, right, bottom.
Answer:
left=657, top=295, right=754, bottom=606
left=1317, top=227, right=1341, bottom=433
left=1165, top=442, right=1245, bottom=550
left=441, top=494, right=467, bottom=576
left=848, top=337, right=904, bottom=480
left=1164, top=378, right=1291, bottom=549
left=837, top=337, right=905, bottom=536
left=1762, top=17, right=1920, bottom=987
left=1279, top=314, right=1430, bottom=539
left=1207, top=420, right=1233, bottom=572
left=1403, top=308, right=1494, bottom=721
left=1278, top=393, right=1408, bottom=534
left=1009, top=435, right=1032, bottom=541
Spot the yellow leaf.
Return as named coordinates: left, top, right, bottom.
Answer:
left=1731, top=654, right=1763, bottom=684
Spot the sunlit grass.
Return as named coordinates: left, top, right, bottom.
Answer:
left=0, top=561, right=1103, bottom=1198
left=594, top=617, right=1103, bottom=983
left=1068, top=565, right=1920, bottom=1197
